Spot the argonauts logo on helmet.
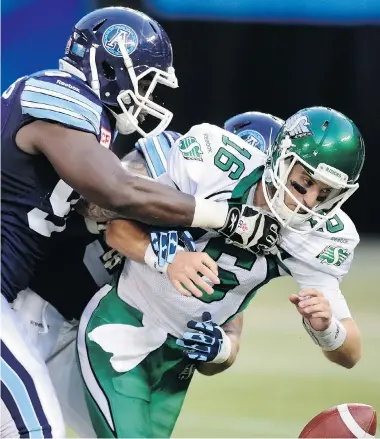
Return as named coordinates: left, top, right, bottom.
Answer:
left=237, top=129, right=266, bottom=152
left=102, top=24, right=138, bottom=57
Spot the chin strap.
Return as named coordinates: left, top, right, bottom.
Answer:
left=59, top=59, right=86, bottom=81
left=89, top=46, right=100, bottom=97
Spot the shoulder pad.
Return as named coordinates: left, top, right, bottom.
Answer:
left=281, top=210, right=359, bottom=278
left=166, top=123, right=266, bottom=201
left=136, top=130, right=182, bottom=178
left=21, top=70, right=103, bottom=135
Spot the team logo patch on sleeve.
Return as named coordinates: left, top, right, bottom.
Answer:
left=179, top=137, right=203, bottom=161
left=317, top=245, right=350, bottom=266
left=100, top=127, right=112, bottom=148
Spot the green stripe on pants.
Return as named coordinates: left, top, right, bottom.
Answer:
left=80, top=286, right=196, bottom=438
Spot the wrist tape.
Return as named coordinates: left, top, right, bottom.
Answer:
left=144, top=244, right=184, bottom=273
left=302, top=316, right=347, bottom=351
left=191, top=198, right=228, bottom=229
left=212, top=330, right=232, bottom=364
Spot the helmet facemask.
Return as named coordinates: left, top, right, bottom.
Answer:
left=102, top=41, right=178, bottom=138
left=63, top=36, right=178, bottom=138
left=263, top=135, right=359, bottom=234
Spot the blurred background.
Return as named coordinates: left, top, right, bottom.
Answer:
left=2, top=0, right=379, bottom=437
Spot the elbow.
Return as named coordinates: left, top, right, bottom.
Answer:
left=328, top=345, right=362, bottom=369
left=335, top=319, right=362, bottom=369
left=341, top=349, right=362, bottom=369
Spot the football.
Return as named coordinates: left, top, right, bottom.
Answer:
left=299, top=403, right=377, bottom=438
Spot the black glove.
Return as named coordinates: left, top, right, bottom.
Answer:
left=218, top=204, right=280, bottom=255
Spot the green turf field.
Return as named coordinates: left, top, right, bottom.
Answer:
left=172, top=239, right=380, bottom=438
left=68, top=239, right=379, bottom=438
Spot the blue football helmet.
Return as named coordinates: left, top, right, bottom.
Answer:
left=60, top=7, right=178, bottom=137
left=224, top=111, right=284, bottom=153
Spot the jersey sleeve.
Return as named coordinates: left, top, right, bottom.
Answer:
left=284, top=256, right=352, bottom=320
left=20, top=71, right=102, bottom=135
left=281, top=210, right=359, bottom=320
left=160, top=123, right=266, bottom=201
left=135, top=130, right=182, bottom=178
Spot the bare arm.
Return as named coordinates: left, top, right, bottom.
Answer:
left=75, top=198, right=125, bottom=223
left=105, top=218, right=220, bottom=296
left=16, top=121, right=200, bottom=227
left=105, top=219, right=149, bottom=262
left=290, top=289, right=361, bottom=369
left=75, top=149, right=151, bottom=222
left=323, top=318, right=361, bottom=368
left=197, top=312, right=244, bottom=376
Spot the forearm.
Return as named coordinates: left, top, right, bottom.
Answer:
left=109, top=175, right=199, bottom=227
left=323, top=318, right=361, bottom=369
left=105, top=150, right=201, bottom=227
left=105, top=220, right=149, bottom=262
left=74, top=149, right=152, bottom=223
left=75, top=173, right=228, bottom=228
left=197, top=313, right=243, bottom=376
left=75, top=198, right=118, bottom=222
left=32, top=121, right=226, bottom=228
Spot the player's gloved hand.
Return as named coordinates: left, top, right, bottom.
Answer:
left=176, top=312, right=231, bottom=363
left=144, top=230, right=196, bottom=273
left=145, top=229, right=219, bottom=297
left=218, top=203, right=280, bottom=255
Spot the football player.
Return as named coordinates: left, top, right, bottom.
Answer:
left=77, top=106, right=364, bottom=438
left=1, top=5, right=281, bottom=437
left=9, top=112, right=282, bottom=438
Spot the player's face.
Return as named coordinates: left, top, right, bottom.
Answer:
left=284, top=163, right=332, bottom=212
left=136, top=79, right=153, bottom=119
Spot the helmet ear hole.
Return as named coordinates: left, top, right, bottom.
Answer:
left=102, top=61, right=116, bottom=80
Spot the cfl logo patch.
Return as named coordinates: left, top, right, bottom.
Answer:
left=100, top=127, right=112, bottom=148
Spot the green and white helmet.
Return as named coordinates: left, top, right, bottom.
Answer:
left=262, top=106, right=365, bottom=233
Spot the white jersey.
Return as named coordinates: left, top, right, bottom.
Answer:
left=118, top=123, right=358, bottom=337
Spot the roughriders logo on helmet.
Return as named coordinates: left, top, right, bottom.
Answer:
left=285, top=115, right=313, bottom=138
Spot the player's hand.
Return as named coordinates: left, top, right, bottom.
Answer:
left=289, top=288, right=332, bottom=331
left=176, top=312, right=231, bottom=363
left=167, top=252, right=220, bottom=297
left=218, top=203, right=280, bottom=255
left=150, top=229, right=196, bottom=269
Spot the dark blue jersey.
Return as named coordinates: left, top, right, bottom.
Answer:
left=28, top=130, right=175, bottom=320
left=29, top=212, right=124, bottom=320
left=1, top=70, right=116, bottom=302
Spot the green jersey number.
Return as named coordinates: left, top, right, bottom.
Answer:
left=199, top=237, right=256, bottom=303
left=309, top=214, right=344, bottom=233
left=214, top=135, right=252, bottom=180
left=197, top=236, right=280, bottom=314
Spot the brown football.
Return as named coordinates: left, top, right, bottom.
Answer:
left=299, top=403, right=377, bottom=438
